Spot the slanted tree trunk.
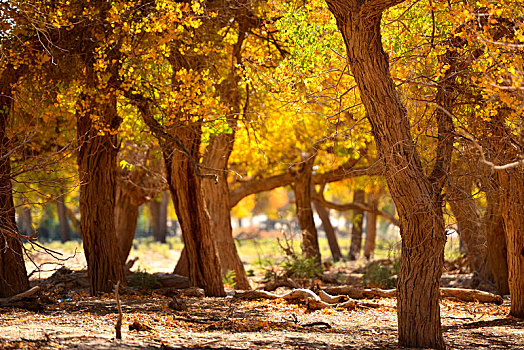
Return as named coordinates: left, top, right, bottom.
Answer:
left=499, top=168, right=524, bottom=317
left=56, top=195, right=71, bottom=243
left=325, top=2, right=449, bottom=348
left=448, top=165, right=492, bottom=283
left=364, top=193, right=379, bottom=260
left=348, top=190, right=365, bottom=260
left=293, top=155, right=321, bottom=265
left=77, top=87, right=126, bottom=295
left=199, top=14, right=251, bottom=290
left=313, top=200, right=342, bottom=262
left=202, top=132, right=250, bottom=290
left=0, top=65, right=29, bottom=298
left=165, top=125, right=225, bottom=297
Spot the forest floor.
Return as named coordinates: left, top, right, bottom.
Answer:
left=1, top=237, right=523, bottom=349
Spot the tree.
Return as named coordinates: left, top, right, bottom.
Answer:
left=0, top=65, right=30, bottom=297
left=348, top=190, right=365, bottom=260
left=325, top=0, right=452, bottom=348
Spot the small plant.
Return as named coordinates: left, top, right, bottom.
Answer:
left=277, top=229, right=322, bottom=280
left=362, top=260, right=399, bottom=289
left=282, top=255, right=322, bottom=279
left=128, top=267, right=161, bottom=289
left=222, top=269, right=237, bottom=288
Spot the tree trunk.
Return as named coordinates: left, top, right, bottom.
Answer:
left=17, top=203, right=34, bottom=237
left=313, top=200, right=342, bottom=262
left=348, top=190, right=365, bottom=260
left=56, top=195, right=71, bottom=243
left=150, top=191, right=168, bottom=243
left=115, top=179, right=140, bottom=264
left=0, top=66, right=29, bottom=298
left=482, top=189, right=509, bottom=295
left=77, top=91, right=126, bottom=295
left=293, top=156, right=321, bottom=265
left=325, top=2, right=447, bottom=348
left=363, top=193, right=379, bottom=260
left=448, top=166, right=492, bottom=283
left=149, top=197, right=161, bottom=241
left=166, top=125, right=225, bottom=297
left=202, top=132, right=250, bottom=290
left=498, top=168, right=524, bottom=317
left=158, top=191, right=169, bottom=242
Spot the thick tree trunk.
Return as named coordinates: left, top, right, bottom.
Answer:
left=313, top=200, right=342, bottom=262
left=348, top=190, right=365, bottom=260
left=483, top=189, right=509, bottom=295
left=363, top=193, right=379, bottom=260
left=293, top=156, right=321, bottom=265
left=0, top=66, right=29, bottom=298
left=448, top=166, right=491, bottom=283
left=498, top=168, right=524, bottom=317
left=77, top=92, right=126, bottom=295
left=325, top=3, right=447, bottom=348
left=202, top=133, right=250, bottom=290
left=56, top=195, right=71, bottom=243
left=115, top=180, right=140, bottom=264
left=166, top=125, right=225, bottom=297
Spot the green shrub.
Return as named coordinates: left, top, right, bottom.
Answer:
left=282, top=254, right=322, bottom=280
left=362, top=260, right=399, bottom=289
left=222, top=269, right=237, bottom=288
left=128, top=267, right=161, bottom=289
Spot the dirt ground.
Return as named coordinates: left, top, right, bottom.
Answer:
left=1, top=283, right=523, bottom=349
left=2, top=243, right=523, bottom=349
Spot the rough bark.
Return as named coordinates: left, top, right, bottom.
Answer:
left=293, top=156, right=321, bottom=265
left=325, top=1, right=448, bottom=348
left=56, top=195, right=71, bottom=243
left=363, top=193, right=379, bottom=260
left=202, top=132, right=250, bottom=290
left=348, top=190, right=365, bottom=260
left=164, top=125, right=225, bottom=297
left=448, top=164, right=491, bottom=283
left=498, top=168, right=524, bottom=317
left=313, top=200, right=342, bottom=262
left=0, top=66, right=29, bottom=298
left=77, top=89, right=126, bottom=295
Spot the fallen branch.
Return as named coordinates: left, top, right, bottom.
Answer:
left=262, top=277, right=299, bottom=292
left=0, top=286, right=41, bottom=304
left=322, top=286, right=503, bottom=304
left=233, top=288, right=382, bottom=310
left=440, top=287, right=503, bottom=305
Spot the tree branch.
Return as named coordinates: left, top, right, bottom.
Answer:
left=312, top=188, right=399, bottom=226
left=124, top=91, right=218, bottom=183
